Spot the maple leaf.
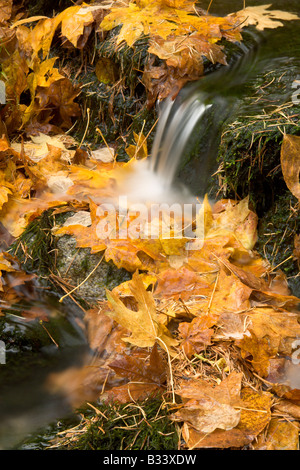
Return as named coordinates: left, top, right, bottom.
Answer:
left=208, top=197, right=258, bottom=251
left=15, top=4, right=107, bottom=62
left=101, top=344, right=167, bottom=403
left=154, top=266, right=211, bottom=301
left=101, top=1, right=242, bottom=47
left=253, top=418, right=300, bottom=450
left=237, top=307, right=300, bottom=377
left=234, top=4, right=300, bottom=31
left=105, top=271, right=178, bottom=353
left=33, top=78, right=81, bottom=129
left=178, top=314, right=216, bottom=358
left=181, top=387, right=272, bottom=449
left=171, top=373, right=243, bottom=434
left=100, top=0, right=242, bottom=103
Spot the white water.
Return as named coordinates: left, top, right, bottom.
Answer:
left=117, top=94, right=211, bottom=205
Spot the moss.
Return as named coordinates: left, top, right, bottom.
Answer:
left=8, top=209, right=130, bottom=304
left=9, top=209, right=60, bottom=277
left=216, top=61, right=300, bottom=215
left=18, top=399, right=179, bottom=450
left=25, top=0, right=73, bottom=16
left=256, top=191, right=300, bottom=296
left=70, top=30, right=157, bottom=158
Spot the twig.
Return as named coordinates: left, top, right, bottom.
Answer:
left=79, top=107, right=90, bottom=147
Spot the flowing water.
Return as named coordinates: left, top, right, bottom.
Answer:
left=1, top=0, right=300, bottom=449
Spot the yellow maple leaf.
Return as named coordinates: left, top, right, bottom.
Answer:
left=105, top=271, right=178, bottom=353
left=100, top=0, right=242, bottom=50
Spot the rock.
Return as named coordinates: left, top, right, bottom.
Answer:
left=214, top=57, right=300, bottom=296
left=56, top=235, right=130, bottom=304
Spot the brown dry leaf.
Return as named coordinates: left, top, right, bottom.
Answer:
left=174, top=398, right=241, bottom=435
left=182, top=387, right=272, bottom=449
left=237, top=307, right=300, bottom=377
left=105, top=271, right=178, bottom=353
left=154, top=266, right=211, bottom=301
left=273, top=399, right=300, bottom=420
left=171, top=373, right=243, bottom=434
left=0, top=0, right=12, bottom=24
left=178, top=314, right=217, bottom=358
left=253, top=418, right=299, bottom=450
left=280, top=134, right=300, bottom=202
left=234, top=4, right=300, bottom=31
left=101, top=344, right=167, bottom=403
left=215, top=311, right=247, bottom=341
left=177, top=372, right=243, bottom=404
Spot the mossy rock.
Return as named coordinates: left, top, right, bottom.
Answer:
left=9, top=209, right=130, bottom=304
left=214, top=57, right=300, bottom=295
left=216, top=57, right=300, bottom=215
left=68, top=30, right=157, bottom=159
left=56, top=235, right=130, bottom=303
left=255, top=191, right=300, bottom=297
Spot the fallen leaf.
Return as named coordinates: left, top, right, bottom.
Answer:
left=253, top=418, right=299, bottom=450
left=237, top=307, right=300, bottom=377
left=101, top=344, right=167, bottom=403
left=234, top=4, right=300, bottom=31
left=171, top=373, right=243, bottom=434
left=182, top=387, right=272, bottom=449
left=105, top=271, right=178, bottom=353
left=178, top=314, right=217, bottom=358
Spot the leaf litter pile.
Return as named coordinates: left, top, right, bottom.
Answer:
left=1, top=0, right=300, bottom=450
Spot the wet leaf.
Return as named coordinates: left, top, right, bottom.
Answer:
left=154, top=266, right=210, bottom=301
left=105, top=271, right=178, bottom=353
left=253, top=418, right=299, bottom=450
left=95, top=57, right=119, bottom=85
left=178, top=315, right=216, bottom=359
left=182, top=387, right=272, bottom=449
left=171, top=373, right=243, bottom=434
left=237, top=307, right=300, bottom=377
left=234, top=4, right=300, bottom=31
left=102, top=344, right=167, bottom=403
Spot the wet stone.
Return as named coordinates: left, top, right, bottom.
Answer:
left=56, top=235, right=130, bottom=304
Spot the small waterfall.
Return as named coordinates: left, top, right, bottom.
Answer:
left=147, top=30, right=261, bottom=194
left=149, top=96, right=211, bottom=188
